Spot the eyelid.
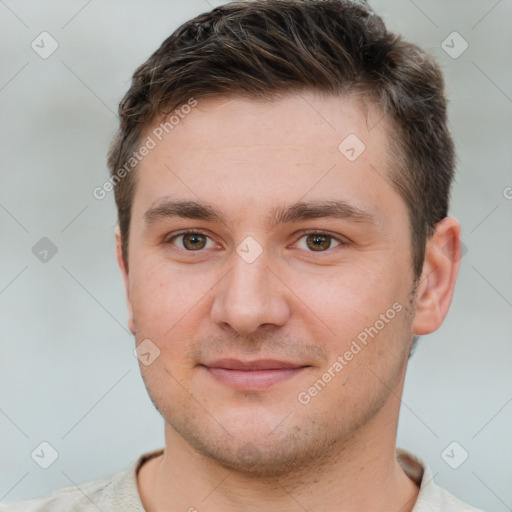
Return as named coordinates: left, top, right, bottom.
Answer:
left=165, top=228, right=210, bottom=241
left=292, top=229, right=347, bottom=252
left=164, top=229, right=218, bottom=249
left=163, top=229, right=348, bottom=252
left=293, top=229, right=348, bottom=245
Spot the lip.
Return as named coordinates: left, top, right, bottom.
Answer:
left=206, top=358, right=306, bottom=370
left=202, top=359, right=310, bottom=391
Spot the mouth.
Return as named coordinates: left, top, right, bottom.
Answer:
left=200, top=359, right=311, bottom=391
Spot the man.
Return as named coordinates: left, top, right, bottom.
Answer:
left=3, top=0, right=485, bottom=510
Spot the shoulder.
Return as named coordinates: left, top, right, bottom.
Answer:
left=396, top=447, right=487, bottom=512
left=426, top=486, right=487, bottom=512
left=1, top=473, right=122, bottom=512
left=1, top=449, right=163, bottom=512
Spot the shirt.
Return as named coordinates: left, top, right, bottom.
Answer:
left=1, top=447, right=485, bottom=511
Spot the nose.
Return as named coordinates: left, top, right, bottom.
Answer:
left=210, top=249, right=291, bottom=336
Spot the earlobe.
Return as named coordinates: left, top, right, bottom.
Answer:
left=115, top=226, right=136, bottom=335
left=411, top=216, right=462, bottom=336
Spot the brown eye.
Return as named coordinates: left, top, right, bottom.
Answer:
left=171, top=232, right=211, bottom=250
left=306, top=234, right=332, bottom=251
left=296, top=233, right=342, bottom=252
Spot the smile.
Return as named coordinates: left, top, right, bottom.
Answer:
left=201, top=359, right=311, bottom=391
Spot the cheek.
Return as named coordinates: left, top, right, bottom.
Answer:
left=129, top=259, right=213, bottom=330
left=286, top=262, right=412, bottom=384
left=288, top=262, right=402, bottom=332
left=300, top=301, right=411, bottom=413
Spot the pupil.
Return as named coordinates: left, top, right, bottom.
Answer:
left=308, top=234, right=330, bottom=251
left=185, top=234, right=205, bottom=250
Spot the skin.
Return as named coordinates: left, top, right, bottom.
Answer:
left=115, top=91, right=461, bottom=511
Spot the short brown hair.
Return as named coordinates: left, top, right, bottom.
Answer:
left=107, top=0, right=455, bottom=279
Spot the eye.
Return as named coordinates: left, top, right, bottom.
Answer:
left=295, top=232, right=342, bottom=252
left=167, top=231, right=216, bottom=251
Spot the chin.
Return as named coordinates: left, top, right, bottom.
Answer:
left=167, top=408, right=345, bottom=478
left=202, top=432, right=342, bottom=478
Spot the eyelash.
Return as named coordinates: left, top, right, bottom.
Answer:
left=164, top=229, right=346, bottom=254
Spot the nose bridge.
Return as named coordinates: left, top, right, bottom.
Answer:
left=211, top=246, right=289, bottom=334
left=233, top=248, right=273, bottom=298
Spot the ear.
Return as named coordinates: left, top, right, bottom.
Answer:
left=115, top=225, right=135, bottom=335
left=412, top=216, right=462, bottom=336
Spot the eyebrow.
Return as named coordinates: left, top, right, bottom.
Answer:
left=143, top=198, right=378, bottom=229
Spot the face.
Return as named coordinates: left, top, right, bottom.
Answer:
left=119, top=91, right=420, bottom=476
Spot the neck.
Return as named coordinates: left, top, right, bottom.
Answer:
left=138, top=401, right=419, bottom=512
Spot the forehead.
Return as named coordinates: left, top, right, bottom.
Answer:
left=155, top=91, right=388, bottom=152
left=132, top=91, right=398, bottom=223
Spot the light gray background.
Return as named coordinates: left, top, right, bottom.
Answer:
left=1, top=0, right=511, bottom=510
